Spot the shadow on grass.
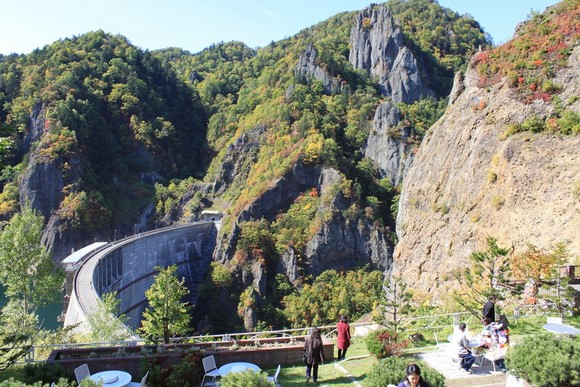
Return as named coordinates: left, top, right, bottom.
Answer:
left=273, top=363, right=369, bottom=386
left=279, top=375, right=353, bottom=386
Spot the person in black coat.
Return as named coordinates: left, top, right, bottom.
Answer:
left=482, top=295, right=497, bottom=322
left=304, top=327, right=325, bottom=383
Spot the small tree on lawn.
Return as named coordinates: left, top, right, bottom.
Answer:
left=139, top=265, right=191, bottom=344
left=510, top=242, right=567, bottom=302
left=452, top=237, right=511, bottom=318
left=382, top=275, right=414, bottom=333
left=86, top=292, right=133, bottom=342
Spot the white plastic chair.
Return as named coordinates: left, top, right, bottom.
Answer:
left=126, top=371, right=149, bottom=387
left=267, top=364, right=281, bottom=386
left=483, top=345, right=509, bottom=372
left=74, top=364, right=90, bottom=383
left=547, top=316, right=563, bottom=325
left=201, top=355, right=221, bottom=386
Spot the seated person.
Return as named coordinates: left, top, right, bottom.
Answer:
left=397, top=363, right=430, bottom=387
left=455, top=323, right=476, bottom=373
left=479, top=330, right=493, bottom=349
left=493, top=314, right=510, bottom=347
left=481, top=317, right=493, bottom=333
left=495, top=314, right=510, bottom=331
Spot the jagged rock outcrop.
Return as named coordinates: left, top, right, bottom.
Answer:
left=349, top=4, right=432, bottom=103
left=288, top=167, right=392, bottom=276
left=211, top=159, right=393, bottom=329
left=393, top=46, right=580, bottom=298
left=448, top=72, right=465, bottom=106
left=305, top=217, right=392, bottom=275
left=22, top=102, right=47, bottom=152
left=213, top=125, right=265, bottom=195
left=295, top=44, right=343, bottom=94
left=18, top=103, right=88, bottom=259
left=215, top=161, right=393, bottom=271
left=363, top=101, right=414, bottom=185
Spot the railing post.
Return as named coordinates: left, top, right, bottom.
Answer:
left=453, top=313, right=460, bottom=326
left=25, top=346, right=34, bottom=363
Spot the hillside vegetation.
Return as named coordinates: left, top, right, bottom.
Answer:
left=1, top=0, right=577, bottom=334
left=0, top=31, right=207, bottom=238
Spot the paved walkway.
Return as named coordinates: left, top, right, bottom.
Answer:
left=324, top=351, right=505, bottom=387
left=332, top=356, right=367, bottom=387
left=419, top=345, right=506, bottom=386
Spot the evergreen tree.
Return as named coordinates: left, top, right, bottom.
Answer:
left=139, top=265, right=191, bottom=343
left=452, top=237, right=510, bottom=318
left=382, top=275, right=415, bottom=333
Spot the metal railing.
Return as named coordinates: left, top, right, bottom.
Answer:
left=13, top=302, right=560, bottom=364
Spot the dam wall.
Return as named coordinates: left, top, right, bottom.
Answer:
left=64, top=222, right=217, bottom=332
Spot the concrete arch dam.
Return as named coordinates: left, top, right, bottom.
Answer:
left=63, top=222, right=218, bottom=332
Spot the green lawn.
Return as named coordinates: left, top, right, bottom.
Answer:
left=263, top=338, right=377, bottom=386
left=263, top=315, right=580, bottom=386
left=1, top=314, right=577, bottom=385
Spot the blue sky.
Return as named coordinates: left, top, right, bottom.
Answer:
left=0, top=0, right=559, bottom=55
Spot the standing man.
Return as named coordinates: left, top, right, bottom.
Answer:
left=482, top=295, right=497, bottom=323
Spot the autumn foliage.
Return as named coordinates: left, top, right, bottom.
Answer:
left=510, top=243, right=568, bottom=300
left=475, top=0, right=579, bottom=103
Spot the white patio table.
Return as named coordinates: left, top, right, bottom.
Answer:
left=89, top=370, right=132, bottom=387
left=543, top=323, right=580, bottom=335
left=218, top=362, right=261, bottom=376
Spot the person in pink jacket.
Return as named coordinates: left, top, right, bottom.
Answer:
left=336, top=315, right=351, bottom=361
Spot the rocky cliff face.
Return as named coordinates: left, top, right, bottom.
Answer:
left=295, top=44, right=343, bottom=94
left=363, top=101, right=414, bottom=185
left=214, top=162, right=393, bottom=271
left=213, top=125, right=265, bottom=195
left=209, top=158, right=393, bottom=330
left=393, top=46, right=580, bottom=297
left=18, top=102, right=87, bottom=259
left=349, top=4, right=432, bottom=103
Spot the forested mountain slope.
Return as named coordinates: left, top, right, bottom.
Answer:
left=159, top=0, right=489, bottom=331
left=2, top=0, right=577, bottom=333
left=0, top=31, right=207, bottom=259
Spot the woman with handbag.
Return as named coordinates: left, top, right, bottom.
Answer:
left=304, top=327, right=325, bottom=383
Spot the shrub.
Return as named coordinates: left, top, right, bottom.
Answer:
left=487, top=170, right=498, bottom=183
left=557, top=110, right=580, bottom=135
left=219, top=369, right=273, bottom=387
left=491, top=195, right=504, bottom=210
left=506, top=334, right=580, bottom=387
left=0, top=363, right=72, bottom=386
left=0, top=379, right=42, bottom=387
left=541, top=79, right=561, bottom=93
left=366, top=329, right=409, bottom=359
left=365, top=357, right=445, bottom=387
left=503, top=115, right=547, bottom=138
left=142, top=349, right=203, bottom=386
